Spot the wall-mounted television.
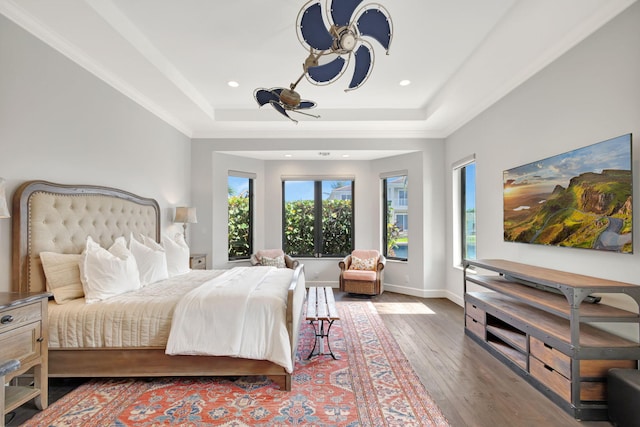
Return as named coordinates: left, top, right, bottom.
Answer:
left=503, top=133, right=632, bottom=253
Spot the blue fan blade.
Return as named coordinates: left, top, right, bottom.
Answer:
left=254, top=89, right=280, bottom=107
left=307, top=56, right=346, bottom=83
left=356, top=9, right=391, bottom=51
left=331, top=0, right=363, bottom=27
left=269, top=100, right=294, bottom=121
left=298, top=100, right=317, bottom=109
left=349, top=45, right=372, bottom=89
left=300, top=3, right=333, bottom=50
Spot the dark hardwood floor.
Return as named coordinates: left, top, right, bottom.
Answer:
left=339, top=292, right=612, bottom=427
left=7, top=291, right=613, bottom=426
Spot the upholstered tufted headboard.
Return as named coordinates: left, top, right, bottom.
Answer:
left=12, top=181, right=160, bottom=293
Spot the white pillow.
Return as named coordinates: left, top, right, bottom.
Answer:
left=130, top=233, right=169, bottom=286
left=162, top=233, right=190, bottom=277
left=80, top=236, right=141, bottom=304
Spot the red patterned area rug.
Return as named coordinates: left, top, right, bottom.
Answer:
left=24, top=302, right=450, bottom=426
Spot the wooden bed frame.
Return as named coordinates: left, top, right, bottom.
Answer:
left=11, top=180, right=305, bottom=391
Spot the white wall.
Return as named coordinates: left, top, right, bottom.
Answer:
left=444, top=3, right=640, bottom=312
left=191, top=138, right=447, bottom=295
left=0, top=15, right=192, bottom=292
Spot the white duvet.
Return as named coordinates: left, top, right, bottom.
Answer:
left=166, top=266, right=295, bottom=373
left=48, top=267, right=299, bottom=372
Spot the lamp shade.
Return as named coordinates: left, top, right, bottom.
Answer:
left=175, top=207, right=197, bottom=224
left=0, top=178, right=10, bottom=218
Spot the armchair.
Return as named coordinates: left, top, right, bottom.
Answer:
left=339, top=249, right=386, bottom=296
left=250, top=249, right=299, bottom=269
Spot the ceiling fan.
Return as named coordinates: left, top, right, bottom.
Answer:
left=296, top=0, right=393, bottom=91
left=253, top=86, right=319, bottom=124
left=254, top=0, right=393, bottom=122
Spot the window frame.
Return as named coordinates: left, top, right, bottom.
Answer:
left=382, top=173, right=408, bottom=261
left=227, top=174, right=254, bottom=261
left=452, top=155, right=476, bottom=267
left=281, top=178, right=355, bottom=258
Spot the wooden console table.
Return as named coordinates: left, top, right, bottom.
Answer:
left=463, top=259, right=640, bottom=421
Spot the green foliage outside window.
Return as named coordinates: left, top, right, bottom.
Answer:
left=386, top=202, right=400, bottom=257
left=228, top=195, right=250, bottom=258
left=283, top=199, right=352, bottom=256
left=321, top=199, right=353, bottom=255
left=283, top=200, right=315, bottom=256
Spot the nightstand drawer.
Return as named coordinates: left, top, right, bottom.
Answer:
left=0, top=321, right=42, bottom=364
left=0, top=302, right=41, bottom=334
left=190, top=254, right=207, bottom=270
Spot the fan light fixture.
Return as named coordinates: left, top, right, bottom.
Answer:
left=254, top=0, right=393, bottom=122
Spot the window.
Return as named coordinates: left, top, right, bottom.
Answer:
left=228, top=174, right=253, bottom=260
left=282, top=179, right=354, bottom=257
left=453, top=156, right=476, bottom=266
left=382, top=174, right=408, bottom=261
left=398, top=190, right=408, bottom=206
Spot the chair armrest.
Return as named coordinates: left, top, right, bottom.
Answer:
left=284, top=255, right=299, bottom=269
left=377, top=254, right=387, bottom=271
left=339, top=254, right=352, bottom=271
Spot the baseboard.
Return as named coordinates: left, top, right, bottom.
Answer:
left=306, top=281, right=339, bottom=288
left=304, top=281, right=464, bottom=308
left=383, top=283, right=446, bottom=299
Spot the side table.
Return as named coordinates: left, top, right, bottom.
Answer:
left=1, top=292, right=50, bottom=423
left=189, top=253, right=207, bottom=270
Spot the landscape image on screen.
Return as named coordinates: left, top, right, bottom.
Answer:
left=503, top=134, right=632, bottom=253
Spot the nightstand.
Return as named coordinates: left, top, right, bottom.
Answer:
left=1, top=292, right=50, bottom=420
left=189, top=253, right=207, bottom=270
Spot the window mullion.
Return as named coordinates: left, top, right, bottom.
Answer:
left=314, top=181, right=322, bottom=257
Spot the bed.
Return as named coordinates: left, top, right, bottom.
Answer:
left=11, top=180, right=306, bottom=391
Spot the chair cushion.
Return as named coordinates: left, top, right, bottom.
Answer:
left=256, top=249, right=285, bottom=260
left=352, top=249, right=379, bottom=260
left=343, top=269, right=377, bottom=281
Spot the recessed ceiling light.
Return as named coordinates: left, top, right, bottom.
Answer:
left=399, top=80, right=411, bottom=86
left=284, top=154, right=292, bottom=158
left=227, top=81, right=239, bottom=88
left=342, top=154, right=350, bottom=158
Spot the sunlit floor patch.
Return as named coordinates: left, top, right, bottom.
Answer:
left=374, top=302, right=436, bottom=314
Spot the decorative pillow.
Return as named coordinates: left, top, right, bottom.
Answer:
left=130, top=233, right=168, bottom=286
left=40, top=252, right=84, bottom=304
left=162, top=233, right=190, bottom=277
left=261, top=255, right=286, bottom=268
left=80, top=236, right=141, bottom=304
left=349, top=255, right=377, bottom=271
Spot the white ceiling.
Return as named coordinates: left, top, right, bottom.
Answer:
left=1, top=0, right=636, bottom=141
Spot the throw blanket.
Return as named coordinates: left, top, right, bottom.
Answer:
left=166, top=266, right=294, bottom=372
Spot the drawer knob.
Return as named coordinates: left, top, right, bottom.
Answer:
left=37, top=337, right=44, bottom=342
left=1, top=315, right=13, bottom=324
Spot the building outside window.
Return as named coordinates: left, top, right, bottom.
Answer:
left=382, top=174, right=408, bottom=260
left=283, top=179, right=354, bottom=257
left=228, top=174, right=253, bottom=260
